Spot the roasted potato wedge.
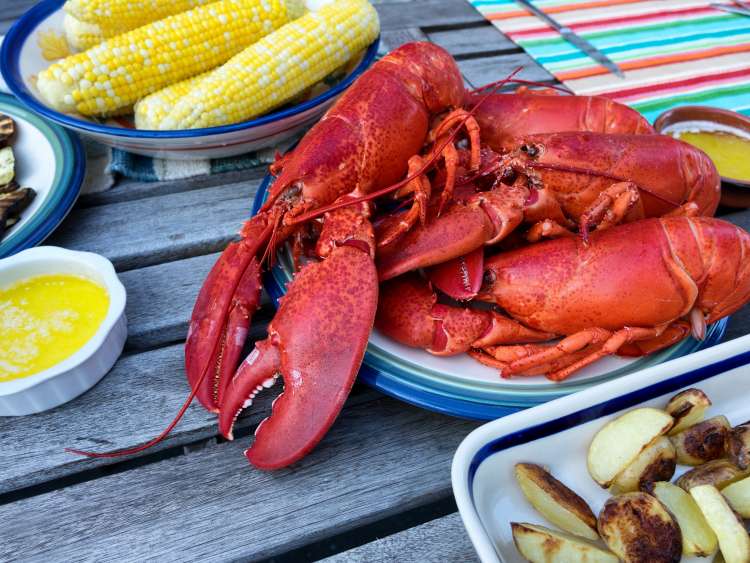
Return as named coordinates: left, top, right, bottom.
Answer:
left=597, top=492, right=682, bottom=562
left=667, top=388, right=712, bottom=435
left=515, top=463, right=599, bottom=540
left=677, top=459, right=750, bottom=491
left=723, top=476, right=750, bottom=518
left=671, top=415, right=731, bottom=466
left=588, top=408, right=674, bottom=487
left=610, top=436, right=676, bottom=494
left=511, top=522, right=619, bottom=563
left=691, top=484, right=750, bottom=563
left=0, top=146, right=14, bottom=186
left=651, top=481, right=718, bottom=556
left=728, top=423, right=750, bottom=470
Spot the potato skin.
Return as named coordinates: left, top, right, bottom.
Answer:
left=670, top=416, right=730, bottom=466
left=727, top=423, right=750, bottom=470
left=598, top=492, right=682, bottom=563
left=511, top=522, right=619, bottom=563
left=666, top=389, right=711, bottom=435
left=610, top=437, right=676, bottom=494
left=515, top=462, right=599, bottom=540
left=676, top=459, right=750, bottom=491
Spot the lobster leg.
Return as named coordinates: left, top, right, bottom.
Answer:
left=469, top=345, right=592, bottom=377
left=501, top=324, right=683, bottom=381
left=218, top=207, right=379, bottom=470
left=579, top=182, right=642, bottom=238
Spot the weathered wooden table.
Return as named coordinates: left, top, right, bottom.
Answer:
left=3, top=1, right=750, bottom=561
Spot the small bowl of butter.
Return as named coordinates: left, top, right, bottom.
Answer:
left=0, top=247, right=126, bottom=415
left=655, top=106, right=750, bottom=208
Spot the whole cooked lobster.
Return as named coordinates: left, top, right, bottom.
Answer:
left=67, top=41, right=743, bottom=471
left=377, top=217, right=750, bottom=381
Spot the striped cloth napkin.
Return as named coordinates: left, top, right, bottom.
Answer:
left=468, top=0, right=750, bottom=122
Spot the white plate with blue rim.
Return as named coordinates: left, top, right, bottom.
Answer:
left=451, top=334, right=750, bottom=562
left=253, top=172, right=728, bottom=420
left=0, top=0, right=380, bottom=160
left=0, top=91, right=84, bottom=259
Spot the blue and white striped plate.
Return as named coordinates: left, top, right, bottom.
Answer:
left=451, top=335, right=750, bottom=563
left=254, top=173, right=727, bottom=419
left=0, top=92, right=84, bottom=258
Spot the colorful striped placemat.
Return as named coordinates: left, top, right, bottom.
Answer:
left=468, top=0, right=750, bottom=122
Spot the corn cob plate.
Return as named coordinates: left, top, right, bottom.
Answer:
left=0, top=0, right=380, bottom=160
left=253, top=171, right=728, bottom=421
left=0, top=92, right=84, bottom=259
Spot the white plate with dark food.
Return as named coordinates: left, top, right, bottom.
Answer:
left=452, top=334, right=750, bottom=562
left=0, top=91, right=84, bottom=259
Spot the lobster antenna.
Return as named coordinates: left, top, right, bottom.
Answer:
left=526, top=161, right=683, bottom=208
left=469, top=78, right=571, bottom=95
left=65, top=372, right=205, bottom=459
left=288, top=67, right=524, bottom=226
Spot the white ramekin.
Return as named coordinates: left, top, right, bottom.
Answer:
left=0, top=246, right=127, bottom=415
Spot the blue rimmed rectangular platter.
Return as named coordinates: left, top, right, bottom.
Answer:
left=451, top=334, right=750, bottom=563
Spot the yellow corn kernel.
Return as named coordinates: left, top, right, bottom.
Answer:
left=38, top=0, right=305, bottom=117
left=64, top=0, right=209, bottom=35
left=158, top=0, right=380, bottom=129
left=134, top=72, right=209, bottom=129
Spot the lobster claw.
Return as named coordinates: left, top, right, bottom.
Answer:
left=185, top=213, right=273, bottom=412
left=218, top=243, right=378, bottom=470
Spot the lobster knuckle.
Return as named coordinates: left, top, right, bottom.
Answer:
left=375, top=273, right=437, bottom=349
left=429, top=304, right=491, bottom=355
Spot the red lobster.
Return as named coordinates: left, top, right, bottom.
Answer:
left=186, top=42, right=468, bottom=469
left=467, top=89, right=655, bottom=152
left=377, top=132, right=721, bottom=299
left=377, top=217, right=750, bottom=380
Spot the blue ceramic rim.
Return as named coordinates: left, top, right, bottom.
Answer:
left=466, top=348, right=750, bottom=497
left=253, top=172, right=728, bottom=419
left=0, top=92, right=85, bottom=258
left=0, top=0, right=380, bottom=139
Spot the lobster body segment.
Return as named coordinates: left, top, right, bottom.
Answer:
left=469, top=92, right=655, bottom=152
left=522, top=132, right=721, bottom=219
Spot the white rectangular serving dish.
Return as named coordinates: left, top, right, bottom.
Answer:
left=452, top=334, right=750, bottom=563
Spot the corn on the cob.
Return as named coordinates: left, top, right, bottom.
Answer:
left=37, top=0, right=305, bottom=117
left=63, top=14, right=107, bottom=51
left=133, top=72, right=209, bottom=129
left=158, top=0, right=380, bottom=130
left=64, top=0, right=209, bottom=35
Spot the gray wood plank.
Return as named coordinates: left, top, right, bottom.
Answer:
left=458, top=52, right=556, bottom=89
left=80, top=168, right=267, bottom=208
left=426, top=25, right=518, bottom=57
left=0, top=397, right=479, bottom=562
left=321, top=513, right=477, bottom=563
left=47, top=178, right=260, bottom=271
left=0, top=341, right=381, bottom=495
left=375, top=0, right=484, bottom=31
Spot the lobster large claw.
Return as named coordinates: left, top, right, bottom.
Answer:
left=185, top=214, right=273, bottom=412
left=218, top=243, right=378, bottom=470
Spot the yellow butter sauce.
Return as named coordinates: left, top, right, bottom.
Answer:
left=675, top=130, right=750, bottom=182
left=0, top=274, right=109, bottom=381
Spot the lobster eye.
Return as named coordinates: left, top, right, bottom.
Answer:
left=520, top=143, right=540, bottom=158
left=482, top=269, right=496, bottom=290
left=500, top=168, right=517, bottom=185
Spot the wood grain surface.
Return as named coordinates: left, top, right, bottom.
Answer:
left=2, top=0, right=749, bottom=561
